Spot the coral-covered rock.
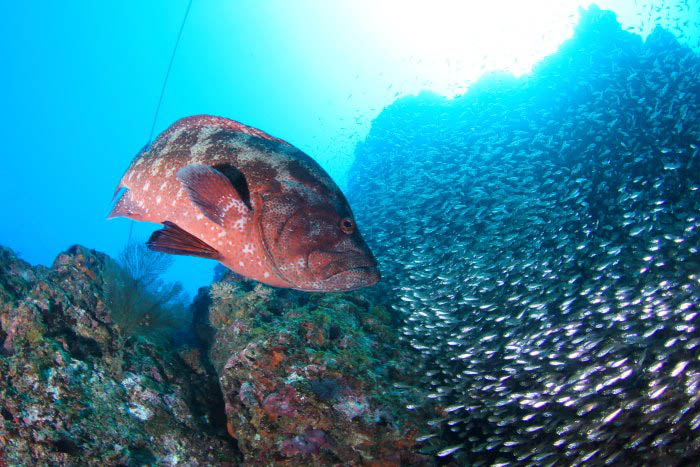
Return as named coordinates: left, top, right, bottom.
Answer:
left=0, top=246, right=240, bottom=465
left=0, top=244, right=432, bottom=465
left=207, top=279, right=432, bottom=465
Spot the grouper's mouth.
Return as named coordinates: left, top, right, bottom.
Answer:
left=308, top=250, right=381, bottom=292
left=322, top=265, right=381, bottom=292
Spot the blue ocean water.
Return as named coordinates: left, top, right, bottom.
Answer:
left=1, top=1, right=381, bottom=298
left=1, top=1, right=695, bottom=300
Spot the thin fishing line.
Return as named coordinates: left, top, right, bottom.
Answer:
left=127, top=216, right=134, bottom=244
left=145, top=0, right=193, bottom=151
left=130, top=0, right=191, bottom=245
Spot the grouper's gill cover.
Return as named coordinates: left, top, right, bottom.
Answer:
left=108, top=115, right=380, bottom=292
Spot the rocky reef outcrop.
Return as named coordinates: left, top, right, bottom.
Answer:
left=203, top=277, right=430, bottom=465
left=0, top=245, right=239, bottom=465
left=0, top=244, right=429, bottom=465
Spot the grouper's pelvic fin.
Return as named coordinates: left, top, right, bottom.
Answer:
left=147, top=221, right=222, bottom=260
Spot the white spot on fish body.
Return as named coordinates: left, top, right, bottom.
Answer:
left=156, top=195, right=161, bottom=204
left=143, top=181, right=150, bottom=192
left=221, top=198, right=246, bottom=217
left=196, top=213, right=204, bottom=220
left=233, top=218, right=247, bottom=231
left=150, top=158, right=163, bottom=175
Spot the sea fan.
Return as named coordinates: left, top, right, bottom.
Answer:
left=104, top=241, right=189, bottom=345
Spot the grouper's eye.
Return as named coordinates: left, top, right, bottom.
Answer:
left=340, top=217, right=355, bottom=234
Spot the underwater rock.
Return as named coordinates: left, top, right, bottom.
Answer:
left=205, top=276, right=431, bottom=465
left=0, top=245, right=240, bottom=465
left=347, top=6, right=700, bottom=465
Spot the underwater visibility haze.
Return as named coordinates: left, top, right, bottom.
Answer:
left=1, top=0, right=700, bottom=464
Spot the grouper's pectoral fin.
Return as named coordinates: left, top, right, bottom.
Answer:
left=176, top=164, right=251, bottom=229
left=107, top=186, right=146, bottom=221
left=147, top=221, right=222, bottom=260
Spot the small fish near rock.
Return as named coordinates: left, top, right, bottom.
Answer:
left=109, top=115, right=380, bottom=292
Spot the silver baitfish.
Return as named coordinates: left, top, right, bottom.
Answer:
left=348, top=6, right=700, bottom=465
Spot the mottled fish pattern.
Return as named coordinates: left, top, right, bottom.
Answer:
left=109, top=115, right=379, bottom=292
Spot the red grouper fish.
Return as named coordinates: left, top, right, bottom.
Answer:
left=108, top=115, right=380, bottom=292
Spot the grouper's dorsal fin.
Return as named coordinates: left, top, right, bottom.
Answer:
left=177, top=164, right=252, bottom=229
left=147, top=221, right=222, bottom=260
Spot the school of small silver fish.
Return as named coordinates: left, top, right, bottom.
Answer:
left=347, top=7, right=700, bottom=465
